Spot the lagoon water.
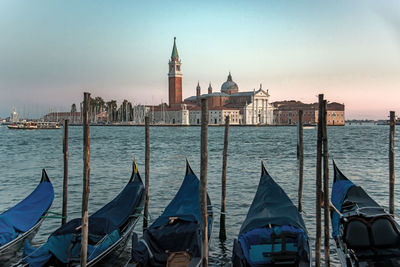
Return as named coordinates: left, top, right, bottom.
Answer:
left=0, top=124, right=399, bottom=266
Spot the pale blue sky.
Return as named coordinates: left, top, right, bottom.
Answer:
left=1, top=0, right=399, bottom=119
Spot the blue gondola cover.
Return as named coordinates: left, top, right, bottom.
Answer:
left=131, top=163, right=213, bottom=267
left=0, top=177, right=54, bottom=246
left=22, top=174, right=144, bottom=266
left=232, top=164, right=310, bottom=266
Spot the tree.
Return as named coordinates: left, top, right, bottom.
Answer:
left=71, top=103, right=77, bottom=113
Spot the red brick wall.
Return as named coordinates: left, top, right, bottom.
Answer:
left=169, top=77, right=182, bottom=106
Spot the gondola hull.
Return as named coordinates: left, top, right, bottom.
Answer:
left=129, top=162, right=213, bottom=267
left=0, top=217, right=44, bottom=266
left=231, top=162, right=311, bottom=267
left=86, top=207, right=141, bottom=266
left=18, top=163, right=145, bottom=267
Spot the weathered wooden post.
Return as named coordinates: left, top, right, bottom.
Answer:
left=81, top=92, right=91, bottom=267
left=315, top=94, right=323, bottom=267
left=322, top=100, right=330, bottom=266
left=200, top=98, right=209, bottom=267
left=297, top=110, right=304, bottom=212
left=219, top=115, right=230, bottom=241
left=389, top=111, right=395, bottom=216
left=143, top=116, right=150, bottom=231
left=62, top=119, right=69, bottom=225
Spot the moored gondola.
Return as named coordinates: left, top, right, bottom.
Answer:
left=331, top=161, right=400, bottom=266
left=231, top=162, right=311, bottom=267
left=18, top=161, right=145, bottom=267
left=0, top=169, right=54, bottom=267
left=127, top=161, right=213, bottom=267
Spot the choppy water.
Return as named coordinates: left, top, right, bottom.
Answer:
left=0, top=124, right=399, bottom=266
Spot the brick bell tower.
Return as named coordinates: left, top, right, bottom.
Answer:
left=168, top=37, right=182, bottom=107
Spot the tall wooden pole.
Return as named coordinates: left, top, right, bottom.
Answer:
left=297, top=110, right=304, bottom=212
left=62, top=119, right=69, bottom=225
left=200, top=98, right=209, bottom=267
left=81, top=92, right=91, bottom=267
left=219, top=115, right=230, bottom=241
left=143, top=116, right=150, bottom=231
left=315, top=94, right=323, bottom=267
left=389, top=111, right=395, bottom=216
left=322, top=100, right=330, bottom=266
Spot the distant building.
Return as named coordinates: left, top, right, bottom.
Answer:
left=272, top=101, right=345, bottom=125
left=151, top=38, right=275, bottom=125
left=43, top=112, right=82, bottom=123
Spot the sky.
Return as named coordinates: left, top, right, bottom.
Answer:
left=0, top=0, right=399, bottom=119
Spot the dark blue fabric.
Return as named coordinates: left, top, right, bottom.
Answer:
left=0, top=216, right=17, bottom=246
left=0, top=181, right=53, bottom=248
left=331, top=179, right=354, bottom=237
left=150, top=170, right=201, bottom=228
left=239, top=170, right=307, bottom=235
left=23, top=230, right=120, bottom=265
left=1, top=181, right=54, bottom=233
left=53, top=179, right=144, bottom=237
left=23, top=176, right=144, bottom=266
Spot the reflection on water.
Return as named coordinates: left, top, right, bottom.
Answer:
left=0, top=125, right=399, bottom=266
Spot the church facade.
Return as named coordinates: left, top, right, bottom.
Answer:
left=150, top=38, right=275, bottom=125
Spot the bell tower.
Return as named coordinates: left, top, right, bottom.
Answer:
left=168, top=37, right=182, bottom=107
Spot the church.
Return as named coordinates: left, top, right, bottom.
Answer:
left=150, top=38, right=275, bottom=125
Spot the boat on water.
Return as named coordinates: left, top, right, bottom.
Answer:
left=231, top=162, right=311, bottom=267
left=127, top=161, right=213, bottom=267
left=0, top=169, right=54, bottom=267
left=8, top=122, right=60, bottom=130
left=331, top=161, right=400, bottom=266
left=18, top=161, right=145, bottom=267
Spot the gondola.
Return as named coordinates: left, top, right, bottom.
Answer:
left=18, top=162, right=145, bottom=266
left=331, top=161, right=400, bottom=266
left=231, top=162, right=311, bottom=267
left=0, top=169, right=54, bottom=266
left=127, top=161, right=213, bottom=267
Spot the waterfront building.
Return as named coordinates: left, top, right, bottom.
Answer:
left=272, top=100, right=345, bottom=126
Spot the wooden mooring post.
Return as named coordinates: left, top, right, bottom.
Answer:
left=322, top=100, right=330, bottom=267
left=219, top=115, right=230, bottom=241
left=200, top=98, right=209, bottom=267
left=81, top=92, right=91, bottom=267
left=297, top=110, right=304, bottom=212
left=315, top=94, right=323, bottom=267
left=389, top=111, right=395, bottom=216
left=143, top=116, right=150, bottom=231
left=62, top=119, right=69, bottom=226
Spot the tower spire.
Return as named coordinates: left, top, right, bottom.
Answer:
left=171, top=37, right=179, bottom=61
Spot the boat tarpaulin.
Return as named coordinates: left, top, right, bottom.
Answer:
left=131, top=163, right=212, bottom=267
left=22, top=175, right=144, bottom=266
left=239, top=167, right=307, bottom=235
left=0, top=178, right=54, bottom=246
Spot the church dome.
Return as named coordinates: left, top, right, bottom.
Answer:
left=221, top=72, right=238, bottom=94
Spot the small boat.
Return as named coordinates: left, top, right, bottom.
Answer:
left=331, top=161, right=400, bottom=266
left=231, top=162, right=311, bottom=266
left=128, top=161, right=213, bottom=267
left=19, top=162, right=145, bottom=266
left=0, top=169, right=54, bottom=266
left=8, top=122, right=38, bottom=130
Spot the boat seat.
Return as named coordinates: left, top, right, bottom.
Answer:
left=166, top=251, right=192, bottom=267
left=371, top=217, right=400, bottom=248
left=344, top=219, right=371, bottom=249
